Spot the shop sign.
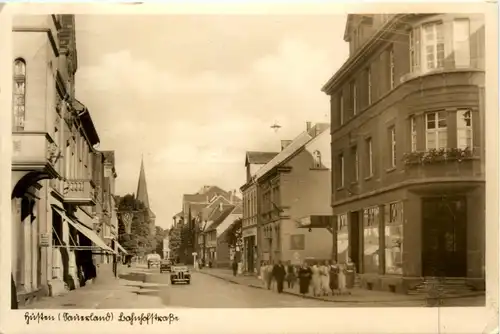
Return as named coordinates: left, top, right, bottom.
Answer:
left=242, top=227, right=257, bottom=237
left=40, top=233, right=49, bottom=247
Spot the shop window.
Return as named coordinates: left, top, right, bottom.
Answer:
left=337, top=214, right=349, bottom=263
left=385, top=202, right=403, bottom=275
left=363, top=206, right=379, bottom=274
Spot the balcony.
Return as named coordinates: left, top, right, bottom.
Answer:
left=62, top=179, right=97, bottom=206
left=402, top=148, right=483, bottom=181
left=12, top=132, right=61, bottom=177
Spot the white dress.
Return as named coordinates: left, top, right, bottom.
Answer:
left=311, top=265, right=321, bottom=296
left=337, top=264, right=347, bottom=293
left=320, top=265, right=331, bottom=295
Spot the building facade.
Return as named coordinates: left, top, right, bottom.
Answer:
left=11, top=14, right=115, bottom=305
left=240, top=151, right=278, bottom=273
left=323, top=14, right=485, bottom=293
left=255, top=123, right=333, bottom=265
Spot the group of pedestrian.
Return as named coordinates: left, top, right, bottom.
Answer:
left=260, top=258, right=356, bottom=297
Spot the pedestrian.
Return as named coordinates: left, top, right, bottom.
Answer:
left=311, top=261, right=321, bottom=297
left=320, top=261, right=332, bottom=296
left=265, top=262, right=274, bottom=290
left=259, top=261, right=267, bottom=286
left=232, top=260, right=238, bottom=276
left=297, top=261, right=312, bottom=295
left=285, top=261, right=297, bottom=289
left=329, top=260, right=340, bottom=295
left=272, top=260, right=287, bottom=293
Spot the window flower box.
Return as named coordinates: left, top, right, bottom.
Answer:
left=402, top=148, right=474, bottom=166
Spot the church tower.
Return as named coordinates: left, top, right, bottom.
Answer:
left=136, top=156, right=156, bottom=237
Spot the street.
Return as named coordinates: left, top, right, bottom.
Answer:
left=23, top=265, right=485, bottom=309
left=118, top=268, right=331, bottom=308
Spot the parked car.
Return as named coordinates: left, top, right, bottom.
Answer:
left=170, top=264, right=191, bottom=285
left=160, top=259, right=172, bottom=273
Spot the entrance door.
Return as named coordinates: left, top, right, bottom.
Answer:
left=349, top=211, right=361, bottom=273
left=247, top=237, right=255, bottom=273
left=422, top=196, right=467, bottom=277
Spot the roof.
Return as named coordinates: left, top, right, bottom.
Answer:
left=254, top=131, right=313, bottom=180
left=205, top=205, right=235, bottom=232
left=136, top=157, right=151, bottom=209
left=245, top=151, right=279, bottom=165
left=74, top=101, right=100, bottom=147
left=231, top=204, right=243, bottom=215
left=183, top=193, right=208, bottom=203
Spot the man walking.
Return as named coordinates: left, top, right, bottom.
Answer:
left=272, top=260, right=287, bottom=294
left=232, top=259, right=238, bottom=276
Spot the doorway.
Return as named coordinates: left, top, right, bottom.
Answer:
left=422, top=196, right=467, bottom=277
left=349, top=211, right=361, bottom=273
left=246, top=236, right=255, bottom=272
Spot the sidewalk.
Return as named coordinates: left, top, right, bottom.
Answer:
left=22, top=266, right=165, bottom=309
left=197, top=267, right=485, bottom=306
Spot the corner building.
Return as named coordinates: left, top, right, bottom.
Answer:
left=322, top=14, right=485, bottom=293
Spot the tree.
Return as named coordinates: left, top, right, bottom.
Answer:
left=225, top=218, right=243, bottom=249
left=117, top=194, right=155, bottom=257
left=169, top=223, right=182, bottom=260
left=154, top=226, right=167, bottom=256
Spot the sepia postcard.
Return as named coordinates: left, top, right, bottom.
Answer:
left=0, top=1, right=498, bottom=334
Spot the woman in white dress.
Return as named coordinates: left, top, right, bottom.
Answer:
left=320, top=261, right=332, bottom=296
left=310, top=262, right=321, bottom=297
left=259, top=261, right=267, bottom=288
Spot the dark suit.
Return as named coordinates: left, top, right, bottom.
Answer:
left=272, top=264, right=287, bottom=293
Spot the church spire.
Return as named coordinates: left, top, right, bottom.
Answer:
left=136, top=155, right=150, bottom=208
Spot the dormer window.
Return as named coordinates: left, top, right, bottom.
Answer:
left=312, top=150, right=322, bottom=168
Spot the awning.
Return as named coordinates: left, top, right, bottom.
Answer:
left=116, top=242, right=128, bottom=254
left=52, top=205, right=115, bottom=254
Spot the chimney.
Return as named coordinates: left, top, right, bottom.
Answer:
left=281, top=140, right=292, bottom=151
left=306, top=121, right=312, bottom=131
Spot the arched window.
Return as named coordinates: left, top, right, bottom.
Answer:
left=13, top=59, right=26, bottom=131
left=313, top=150, right=322, bottom=168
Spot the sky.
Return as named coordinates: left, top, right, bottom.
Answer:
left=74, top=14, right=349, bottom=229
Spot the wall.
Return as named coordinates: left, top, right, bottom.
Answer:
left=279, top=132, right=333, bottom=263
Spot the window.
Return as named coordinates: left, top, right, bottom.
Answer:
left=312, top=150, right=322, bottom=168
left=389, top=126, right=396, bottom=168
left=337, top=213, right=349, bottom=263
left=338, top=154, right=344, bottom=188
left=385, top=202, right=403, bottom=275
left=290, top=234, right=305, bottom=250
left=409, top=28, right=421, bottom=72
left=352, top=81, right=357, bottom=115
left=366, top=138, right=373, bottom=177
left=352, top=146, right=359, bottom=182
left=457, top=109, right=472, bottom=149
left=422, top=22, right=444, bottom=71
left=13, top=59, right=26, bottom=131
left=410, top=116, right=417, bottom=152
left=453, top=19, right=471, bottom=67
left=363, top=206, right=380, bottom=274
left=339, top=93, right=344, bottom=125
left=367, top=67, right=372, bottom=104
left=389, top=47, right=395, bottom=89
left=426, top=111, right=447, bottom=150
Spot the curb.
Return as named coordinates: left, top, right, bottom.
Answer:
left=198, top=271, right=484, bottom=304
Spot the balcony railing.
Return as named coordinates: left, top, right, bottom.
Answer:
left=63, top=179, right=97, bottom=206
left=402, top=148, right=482, bottom=179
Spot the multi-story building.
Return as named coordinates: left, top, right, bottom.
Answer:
left=180, top=185, right=240, bottom=264
left=254, top=122, right=333, bottom=265
left=322, top=14, right=485, bottom=293
left=11, top=14, right=115, bottom=305
left=240, top=151, right=278, bottom=273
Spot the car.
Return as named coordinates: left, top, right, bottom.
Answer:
left=160, top=259, right=172, bottom=273
left=170, top=265, right=191, bottom=285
